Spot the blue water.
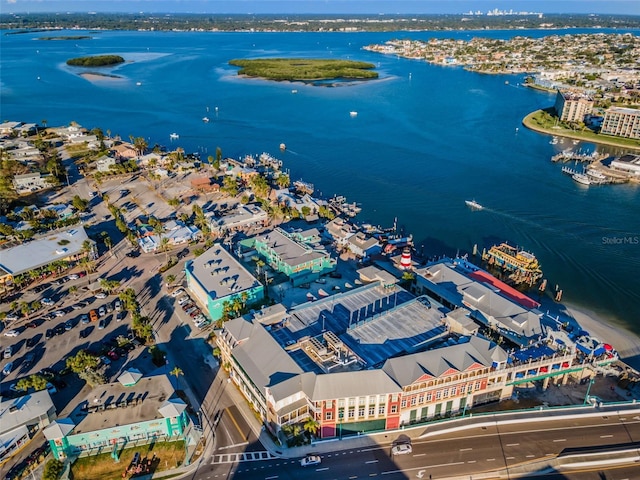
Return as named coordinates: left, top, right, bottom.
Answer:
left=2, top=28, right=639, bottom=331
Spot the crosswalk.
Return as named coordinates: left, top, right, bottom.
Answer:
left=210, top=451, right=279, bottom=464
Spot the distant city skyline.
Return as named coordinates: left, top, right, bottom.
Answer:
left=2, top=0, right=639, bottom=15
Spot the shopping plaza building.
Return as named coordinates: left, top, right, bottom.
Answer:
left=217, top=260, right=599, bottom=440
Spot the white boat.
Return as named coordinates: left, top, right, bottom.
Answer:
left=291, top=89, right=298, bottom=94
left=169, top=133, right=179, bottom=140
left=465, top=199, right=484, bottom=211
left=280, top=143, right=286, bottom=151
left=136, top=82, right=142, bottom=86
left=350, top=111, right=358, bottom=117
left=572, top=173, right=591, bottom=185
left=306, top=292, right=317, bottom=301
left=202, top=117, right=210, bottom=123
left=586, top=169, right=606, bottom=180
left=318, top=289, right=329, bottom=297
left=550, top=137, right=559, bottom=145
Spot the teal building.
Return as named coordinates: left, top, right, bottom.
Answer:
left=43, top=373, right=190, bottom=461
left=251, top=228, right=336, bottom=286
left=185, top=244, right=265, bottom=322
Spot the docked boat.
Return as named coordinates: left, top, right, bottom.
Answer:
left=482, top=242, right=543, bottom=286
left=549, top=136, right=559, bottom=145
left=169, top=133, right=179, bottom=140
left=586, top=169, right=606, bottom=180
left=572, top=173, right=591, bottom=185
left=350, top=111, right=358, bottom=117
left=318, top=289, right=329, bottom=298
left=465, top=199, right=483, bottom=211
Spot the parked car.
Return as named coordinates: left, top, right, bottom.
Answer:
left=5, top=313, right=19, bottom=322
left=177, top=248, right=189, bottom=259
left=300, top=455, right=321, bottom=467
left=67, top=274, right=79, bottom=280
left=89, top=310, right=99, bottom=322
left=391, top=443, right=412, bottom=456
left=98, top=319, right=106, bottom=330
left=114, top=299, right=123, bottom=311
left=26, top=336, right=39, bottom=348
left=96, top=292, right=107, bottom=299
left=329, top=271, right=343, bottom=279
left=23, top=352, right=35, bottom=369
left=42, top=298, right=55, bottom=306
left=71, top=303, right=83, bottom=310
left=2, top=361, right=14, bottom=376
left=53, top=310, right=65, bottom=318
left=99, top=355, right=111, bottom=366
left=178, top=296, right=190, bottom=305
left=54, top=324, right=65, bottom=336
left=115, top=311, right=125, bottom=322
left=26, top=321, right=38, bottom=328
left=171, top=289, right=185, bottom=298
left=4, top=346, right=13, bottom=359
left=81, top=314, right=90, bottom=324
left=3, top=330, right=19, bottom=337
left=98, top=307, right=106, bottom=317
left=45, top=329, right=54, bottom=340
left=64, top=320, right=74, bottom=331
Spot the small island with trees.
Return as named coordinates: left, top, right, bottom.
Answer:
left=66, top=54, right=124, bottom=67
left=39, top=35, right=92, bottom=41
left=228, top=58, right=378, bottom=83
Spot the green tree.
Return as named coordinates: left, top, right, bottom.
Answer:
left=66, top=350, right=99, bottom=373
left=276, top=173, right=290, bottom=189
left=133, top=136, right=148, bottom=156
left=42, top=459, right=64, bottom=480
left=71, top=194, right=89, bottom=212
left=170, top=366, right=184, bottom=390
left=166, top=274, right=176, bottom=285
left=303, top=417, right=320, bottom=438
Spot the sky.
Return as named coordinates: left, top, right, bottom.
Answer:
left=1, top=0, right=639, bottom=15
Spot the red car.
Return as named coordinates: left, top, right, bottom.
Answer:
left=107, top=349, right=119, bottom=360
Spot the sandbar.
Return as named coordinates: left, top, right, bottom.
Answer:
left=79, top=72, right=125, bottom=83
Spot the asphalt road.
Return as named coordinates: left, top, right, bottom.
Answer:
left=194, top=412, right=640, bottom=480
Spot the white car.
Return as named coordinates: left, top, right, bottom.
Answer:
left=171, top=289, right=185, bottom=298
left=53, top=310, right=65, bottom=317
left=67, top=274, right=79, bottom=280
left=2, top=361, right=14, bottom=376
left=3, top=330, right=19, bottom=337
left=300, top=455, right=321, bottom=467
left=391, top=443, right=412, bottom=456
left=96, top=292, right=107, bottom=299
left=42, top=298, right=55, bottom=306
left=98, top=307, right=106, bottom=317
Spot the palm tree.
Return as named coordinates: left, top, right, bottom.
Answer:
left=160, top=237, right=170, bottom=262
left=133, top=137, right=148, bottom=156
left=170, top=366, right=183, bottom=390
left=303, top=417, right=320, bottom=438
left=166, top=274, right=176, bottom=286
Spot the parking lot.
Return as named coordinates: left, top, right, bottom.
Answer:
left=0, top=272, right=141, bottom=398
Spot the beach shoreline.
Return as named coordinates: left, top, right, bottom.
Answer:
left=563, top=301, right=640, bottom=373
left=79, top=72, right=124, bottom=82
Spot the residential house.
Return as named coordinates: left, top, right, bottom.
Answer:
left=346, top=232, right=381, bottom=258
left=12, top=172, right=53, bottom=194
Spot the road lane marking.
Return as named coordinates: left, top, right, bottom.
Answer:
left=553, top=439, right=566, bottom=442
left=467, top=460, right=477, bottom=464
left=506, top=443, right=520, bottom=447
left=219, top=441, right=249, bottom=450
left=487, top=458, right=496, bottom=461
left=459, top=448, right=473, bottom=452
left=506, top=457, right=515, bottom=460
left=526, top=455, right=535, bottom=458
left=413, top=453, right=426, bottom=457
left=600, top=434, right=613, bottom=438
left=366, top=460, right=379, bottom=464
left=265, top=476, right=279, bottom=480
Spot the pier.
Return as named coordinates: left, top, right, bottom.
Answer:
left=551, top=150, right=606, bottom=163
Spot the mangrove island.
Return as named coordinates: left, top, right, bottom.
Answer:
left=228, top=58, right=378, bottom=82
left=66, top=54, right=125, bottom=67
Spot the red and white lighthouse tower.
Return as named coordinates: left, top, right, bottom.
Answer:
left=399, top=246, right=412, bottom=270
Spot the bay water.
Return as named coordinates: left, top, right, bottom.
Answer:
left=2, top=28, right=639, bottom=333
